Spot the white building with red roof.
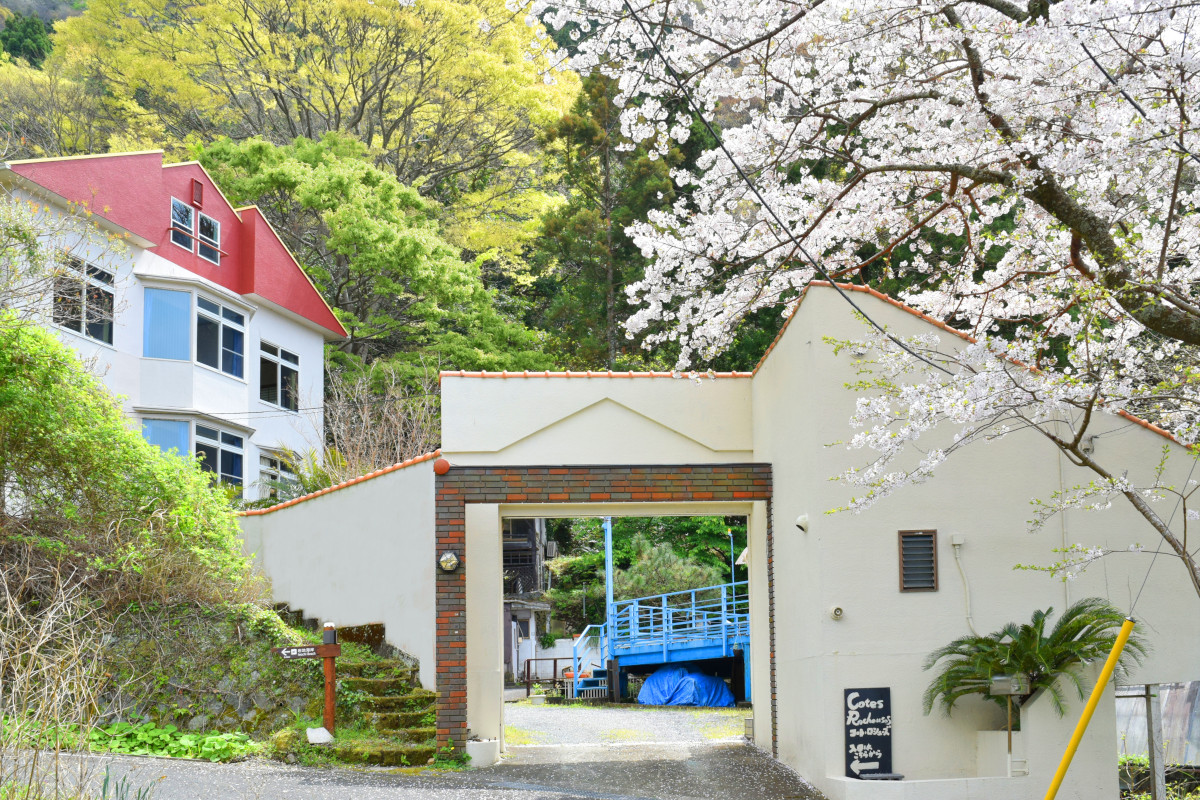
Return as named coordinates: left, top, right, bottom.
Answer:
left=1, top=151, right=346, bottom=499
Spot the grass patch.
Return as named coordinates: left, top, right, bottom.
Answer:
left=503, top=726, right=544, bottom=746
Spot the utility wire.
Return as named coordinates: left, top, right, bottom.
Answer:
left=616, top=0, right=953, bottom=375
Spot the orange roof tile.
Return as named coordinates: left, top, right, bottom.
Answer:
left=439, top=370, right=753, bottom=380
left=757, top=282, right=1185, bottom=448
left=239, top=450, right=441, bottom=516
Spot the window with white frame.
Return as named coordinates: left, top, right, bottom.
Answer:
left=198, top=213, right=220, bottom=265
left=170, top=198, right=194, bottom=250
left=195, top=424, right=243, bottom=487
left=170, top=198, right=222, bottom=266
left=258, top=454, right=297, bottom=499
left=259, top=342, right=299, bottom=411
left=142, top=419, right=190, bottom=455
left=196, top=296, right=244, bottom=378
left=53, top=256, right=114, bottom=345
left=143, top=287, right=191, bottom=360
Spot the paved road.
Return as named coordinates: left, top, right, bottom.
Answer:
left=90, top=742, right=822, bottom=800
left=75, top=706, right=823, bottom=799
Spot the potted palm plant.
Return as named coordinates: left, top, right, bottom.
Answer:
left=923, top=597, right=1147, bottom=721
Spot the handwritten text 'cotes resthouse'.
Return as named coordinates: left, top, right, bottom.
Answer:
left=843, top=688, right=893, bottom=778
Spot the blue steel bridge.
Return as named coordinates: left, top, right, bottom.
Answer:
left=571, top=580, right=750, bottom=700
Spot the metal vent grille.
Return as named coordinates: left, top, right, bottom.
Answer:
left=899, top=530, right=937, bottom=591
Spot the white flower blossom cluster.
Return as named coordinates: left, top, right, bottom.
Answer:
left=513, top=0, right=1200, bottom=593
left=511, top=0, right=1200, bottom=423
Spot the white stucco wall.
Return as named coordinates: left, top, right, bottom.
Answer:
left=441, top=374, right=754, bottom=465
left=752, top=285, right=1200, bottom=797
left=238, top=460, right=438, bottom=688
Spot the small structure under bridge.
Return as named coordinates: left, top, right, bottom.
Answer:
left=571, top=518, right=751, bottom=702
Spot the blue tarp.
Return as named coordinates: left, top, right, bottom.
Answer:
left=637, top=666, right=735, bottom=707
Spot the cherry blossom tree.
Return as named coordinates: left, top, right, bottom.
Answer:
left=515, top=0, right=1200, bottom=597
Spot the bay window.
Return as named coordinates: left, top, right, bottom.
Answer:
left=143, top=287, right=191, bottom=359
left=195, top=424, right=243, bottom=487
left=196, top=296, right=244, bottom=378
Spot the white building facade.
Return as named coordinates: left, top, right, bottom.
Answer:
left=239, top=283, right=1200, bottom=799
left=1, top=152, right=346, bottom=500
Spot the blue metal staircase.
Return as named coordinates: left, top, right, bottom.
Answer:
left=571, top=580, right=750, bottom=699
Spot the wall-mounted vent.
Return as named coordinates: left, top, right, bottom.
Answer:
left=899, top=530, right=937, bottom=592
left=191, top=178, right=204, bottom=208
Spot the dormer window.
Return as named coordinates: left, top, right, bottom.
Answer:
left=198, top=214, right=220, bottom=264
left=171, top=198, right=221, bottom=265
left=170, top=198, right=194, bottom=250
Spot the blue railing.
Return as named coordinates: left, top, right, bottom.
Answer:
left=571, top=623, right=607, bottom=693
left=571, top=581, right=749, bottom=694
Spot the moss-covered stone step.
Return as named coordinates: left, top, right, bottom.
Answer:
left=332, top=742, right=436, bottom=767
left=391, top=726, right=436, bottom=744
left=366, top=710, right=434, bottom=730
left=341, top=676, right=414, bottom=695
left=338, top=661, right=415, bottom=680
left=361, top=690, right=436, bottom=712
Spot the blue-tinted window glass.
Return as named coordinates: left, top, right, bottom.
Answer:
left=142, top=419, right=189, bottom=455
left=220, top=450, right=243, bottom=485
left=222, top=326, right=244, bottom=377
left=143, top=288, right=191, bottom=360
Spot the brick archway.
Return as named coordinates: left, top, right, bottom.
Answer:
left=434, top=463, right=775, bottom=752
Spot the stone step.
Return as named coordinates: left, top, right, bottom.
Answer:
left=338, top=660, right=415, bottom=679
left=367, top=711, right=434, bottom=730
left=341, top=676, right=414, bottom=695
left=332, top=742, right=436, bottom=767
left=361, top=690, right=436, bottom=712
left=390, top=726, right=436, bottom=744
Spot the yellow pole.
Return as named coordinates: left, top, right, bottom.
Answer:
left=1043, top=617, right=1135, bottom=800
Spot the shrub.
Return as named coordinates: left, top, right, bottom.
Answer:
left=0, top=318, right=264, bottom=608
left=923, top=598, right=1147, bottom=718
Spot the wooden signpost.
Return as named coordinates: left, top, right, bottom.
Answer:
left=273, top=624, right=341, bottom=734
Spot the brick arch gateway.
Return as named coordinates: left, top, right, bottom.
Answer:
left=433, top=462, right=776, bottom=754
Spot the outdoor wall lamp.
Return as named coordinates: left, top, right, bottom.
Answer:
left=439, top=551, right=460, bottom=572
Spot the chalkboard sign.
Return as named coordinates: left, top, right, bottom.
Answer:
left=844, top=687, right=893, bottom=778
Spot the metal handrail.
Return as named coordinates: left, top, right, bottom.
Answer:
left=571, top=581, right=751, bottom=693
left=571, top=623, right=607, bottom=693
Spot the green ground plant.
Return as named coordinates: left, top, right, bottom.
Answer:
left=88, top=722, right=257, bottom=762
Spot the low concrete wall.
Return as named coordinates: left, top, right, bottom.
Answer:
left=239, top=460, right=437, bottom=689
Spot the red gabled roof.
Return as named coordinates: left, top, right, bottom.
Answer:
left=5, top=152, right=345, bottom=338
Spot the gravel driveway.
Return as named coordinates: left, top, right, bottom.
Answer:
left=503, top=702, right=747, bottom=746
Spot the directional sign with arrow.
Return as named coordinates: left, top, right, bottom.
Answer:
left=844, top=687, right=892, bottom=779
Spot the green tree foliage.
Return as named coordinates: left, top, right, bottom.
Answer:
left=0, top=318, right=262, bottom=607
left=612, top=534, right=723, bottom=600
left=922, top=598, right=1146, bottom=718
left=525, top=74, right=784, bottom=371
left=52, top=0, right=576, bottom=261
left=528, top=74, right=677, bottom=369
left=546, top=516, right=745, bottom=632
left=0, top=12, right=51, bottom=67
left=196, top=134, right=555, bottom=370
